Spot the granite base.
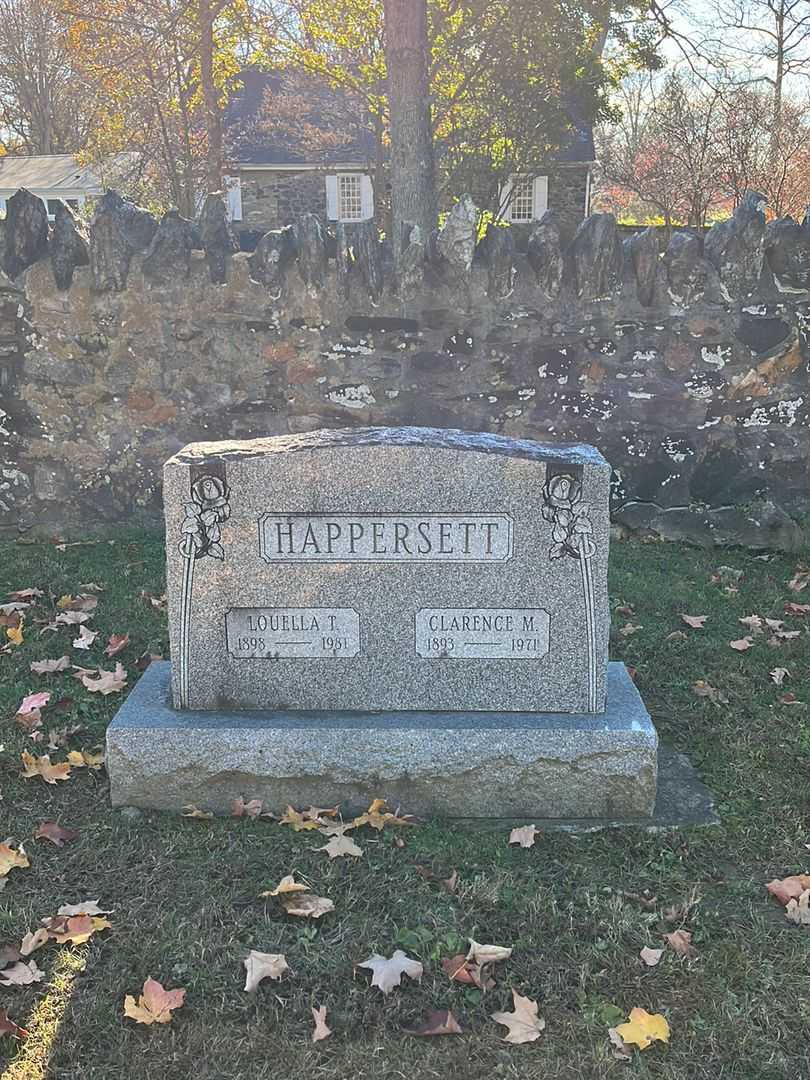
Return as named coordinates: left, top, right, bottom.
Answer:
left=106, top=662, right=658, bottom=819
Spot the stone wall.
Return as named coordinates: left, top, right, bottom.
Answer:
left=238, top=168, right=329, bottom=236
left=1, top=186, right=809, bottom=549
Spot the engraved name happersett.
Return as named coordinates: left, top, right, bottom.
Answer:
left=415, top=608, right=550, bottom=660
left=258, top=513, right=513, bottom=562
left=226, top=607, right=360, bottom=658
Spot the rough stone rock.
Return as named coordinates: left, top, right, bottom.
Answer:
left=664, top=231, right=708, bottom=305
left=294, top=213, right=327, bottom=289
left=107, top=661, right=657, bottom=818
left=704, top=189, right=766, bottom=298
left=142, top=209, right=201, bottom=284
left=436, top=194, right=477, bottom=280
left=3, top=188, right=49, bottom=279
left=90, top=190, right=158, bottom=292
left=627, top=226, right=660, bottom=307
left=248, top=225, right=296, bottom=295
left=614, top=499, right=805, bottom=551
left=526, top=211, right=563, bottom=297
left=482, top=223, right=515, bottom=298
left=396, top=223, right=425, bottom=299
left=49, top=202, right=89, bottom=291
left=570, top=213, right=622, bottom=300
left=198, top=194, right=238, bottom=284
left=764, top=216, right=810, bottom=291
left=336, top=220, right=383, bottom=303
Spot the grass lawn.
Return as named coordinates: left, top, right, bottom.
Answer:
left=0, top=531, right=809, bottom=1079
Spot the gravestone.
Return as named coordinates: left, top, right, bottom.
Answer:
left=107, top=427, right=658, bottom=818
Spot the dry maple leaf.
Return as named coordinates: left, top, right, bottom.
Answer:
left=81, top=663, right=127, bottom=695
left=124, top=978, right=186, bottom=1025
left=692, top=680, right=728, bottom=705
left=778, top=693, right=804, bottom=705
left=358, top=950, right=423, bottom=994
left=491, top=989, right=545, bottom=1044
left=104, top=633, right=130, bottom=657
left=318, top=821, right=357, bottom=837
left=680, top=614, right=707, bottom=628
left=765, top=875, right=810, bottom=906
left=467, top=939, right=513, bottom=965
left=57, top=900, right=111, bottom=917
left=729, top=636, right=755, bottom=651
left=311, top=1004, right=332, bottom=1042
left=181, top=805, right=213, bottom=819
left=243, top=950, right=289, bottom=992
left=35, top=821, right=78, bottom=847
left=279, top=805, right=323, bottom=831
left=20, top=752, right=71, bottom=784
left=607, top=1026, right=633, bottom=1060
left=67, top=749, right=105, bottom=770
left=508, top=824, right=539, bottom=848
left=786, top=891, right=810, bottom=925
left=640, top=946, right=663, bottom=967
left=15, top=708, right=43, bottom=734
left=20, top=929, right=49, bottom=956
left=770, top=668, right=790, bottom=686
left=43, top=914, right=111, bottom=945
left=7, top=588, right=43, bottom=602
left=72, top=625, right=98, bottom=650
left=7, top=618, right=24, bottom=646
left=301, top=805, right=338, bottom=821
left=352, top=797, right=416, bottom=830
left=261, top=874, right=310, bottom=898
left=57, top=594, right=98, bottom=612
left=0, top=1009, right=28, bottom=1040
left=738, top=614, right=763, bottom=634
left=664, top=930, right=697, bottom=958
left=406, top=1009, right=463, bottom=1036
left=0, top=960, right=44, bottom=987
left=231, top=797, right=263, bottom=818
left=318, top=834, right=363, bottom=859
left=18, top=692, right=50, bottom=714
left=615, top=1007, right=670, bottom=1050
left=55, top=611, right=91, bottom=626
left=614, top=604, right=635, bottom=617
left=280, top=892, right=334, bottom=919
left=787, top=568, right=810, bottom=592
left=618, top=622, right=642, bottom=638
left=773, top=629, right=801, bottom=641
left=442, top=954, right=495, bottom=991
left=30, top=656, right=70, bottom=674
left=785, top=602, right=810, bottom=615
left=0, top=843, right=29, bottom=878
left=441, top=869, right=459, bottom=894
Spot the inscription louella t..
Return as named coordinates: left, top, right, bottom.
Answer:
left=177, top=475, right=231, bottom=707
left=542, top=472, right=599, bottom=712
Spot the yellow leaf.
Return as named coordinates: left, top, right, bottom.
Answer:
left=615, top=1007, right=671, bottom=1050
left=0, top=843, right=29, bottom=878
left=352, top=797, right=415, bottom=830
left=67, top=750, right=105, bottom=770
left=181, top=805, right=213, bottom=819
left=20, top=752, right=71, bottom=784
left=260, top=873, right=310, bottom=898
left=7, top=616, right=24, bottom=646
left=279, top=805, right=322, bottom=830
left=123, top=978, right=186, bottom=1025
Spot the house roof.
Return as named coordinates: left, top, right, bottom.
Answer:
left=0, top=155, right=102, bottom=195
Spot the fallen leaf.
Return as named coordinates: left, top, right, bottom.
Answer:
left=0, top=960, right=44, bottom=987
left=66, top=749, right=105, bottom=769
left=509, top=824, right=539, bottom=848
left=772, top=629, right=801, bottom=641
left=7, top=588, right=43, bottom=601
left=19, top=929, right=49, bottom=956
left=301, top=805, right=339, bottom=821
left=57, top=900, right=112, bottom=917
left=243, top=950, right=289, bottom=992
left=280, top=892, right=334, bottom=919
left=787, top=568, right=810, bottom=592
left=57, top=594, right=98, bottom=612
left=692, top=680, right=728, bottom=705
left=72, top=625, right=98, bottom=650
left=0, top=1009, right=28, bottom=1039
left=55, top=611, right=91, bottom=626
left=729, top=636, right=754, bottom=651
left=680, top=614, right=707, bottom=628
left=614, top=604, right=635, bottom=617
left=104, top=633, right=130, bottom=657
left=664, top=930, right=697, bottom=958
left=0, top=946, right=21, bottom=967
left=441, top=954, right=495, bottom=990
left=406, top=1009, right=463, bottom=1036
left=615, top=1007, right=670, bottom=1050
left=123, top=978, right=186, bottom=1025
left=786, top=890, right=810, bottom=926
left=30, top=656, right=70, bottom=674
left=81, top=663, right=127, bottom=694
left=311, top=1004, right=332, bottom=1042
left=770, top=667, right=790, bottom=686
left=318, top=820, right=357, bottom=837
left=618, top=622, right=642, bottom=638
left=778, top=692, right=804, bottom=705
left=765, top=618, right=784, bottom=632
left=785, top=602, right=810, bottom=616
left=15, top=708, right=43, bottom=734
left=608, top=1026, right=632, bottom=1060
left=640, top=946, right=663, bottom=967
left=279, top=805, right=323, bottom=831
left=357, top=950, right=423, bottom=994
left=42, top=914, right=111, bottom=945
left=17, top=692, right=50, bottom=715
left=6, top=617, right=24, bottom=646
left=351, top=798, right=415, bottom=830
left=0, top=843, right=29, bottom=877
left=35, top=821, right=78, bottom=847
left=765, top=874, right=810, bottom=906
left=261, top=874, right=310, bottom=897
left=491, top=989, right=545, bottom=1044
left=20, top=752, right=71, bottom=784
left=181, top=805, right=213, bottom=819
left=441, top=869, right=459, bottom=894
left=318, top=834, right=363, bottom=859
left=231, top=797, right=263, bottom=818
left=738, top=614, right=763, bottom=633
left=467, top=939, right=513, bottom=965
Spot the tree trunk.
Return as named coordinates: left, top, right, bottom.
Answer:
left=199, top=0, right=223, bottom=192
left=383, top=0, right=437, bottom=261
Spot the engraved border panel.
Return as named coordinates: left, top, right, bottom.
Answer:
left=226, top=607, right=361, bottom=659
left=415, top=607, right=550, bottom=660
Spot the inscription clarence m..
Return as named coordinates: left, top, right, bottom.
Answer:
left=258, top=513, right=513, bottom=562
left=415, top=608, right=550, bottom=660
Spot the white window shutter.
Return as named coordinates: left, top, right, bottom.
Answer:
left=499, top=177, right=514, bottom=220
left=223, top=175, right=242, bottom=222
left=532, top=175, right=549, bottom=219
left=325, top=175, right=339, bottom=220
left=359, top=174, right=374, bottom=220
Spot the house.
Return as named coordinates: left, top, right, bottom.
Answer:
left=0, top=153, right=135, bottom=220
left=224, top=70, right=595, bottom=241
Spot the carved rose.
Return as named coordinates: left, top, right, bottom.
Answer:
left=542, top=471, right=595, bottom=561
left=543, top=473, right=582, bottom=510
left=179, top=474, right=231, bottom=560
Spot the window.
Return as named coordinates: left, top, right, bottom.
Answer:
left=338, top=174, right=363, bottom=221
left=326, top=173, right=374, bottom=222
left=509, top=178, right=535, bottom=222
